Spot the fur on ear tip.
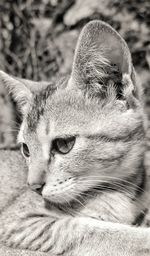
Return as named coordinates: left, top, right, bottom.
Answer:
left=0, top=70, right=11, bottom=88
left=0, top=70, right=19, bottom=91
left=82, top=20, right=112, bottom=31
left=0, top=70, right=32, bottom=114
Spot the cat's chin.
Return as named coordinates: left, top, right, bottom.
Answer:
left=43, top=197, right=70, bottom=209
left=42, top=193, right=70, bottom=205
left=44, top=198, right=56, bottom=209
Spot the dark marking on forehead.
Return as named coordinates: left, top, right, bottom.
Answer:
left=27, top=83, right=56, bottom=130
left=86, top=124, right=144, bottom=143
left=27, top=76, right=69, bottom=131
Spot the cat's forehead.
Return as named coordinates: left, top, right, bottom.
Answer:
left=24, top=87, right=138, bottom=142
left=27, top=88, right=103, bottom=135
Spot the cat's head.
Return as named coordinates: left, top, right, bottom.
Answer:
left=0, top=21, right=145, bottom=205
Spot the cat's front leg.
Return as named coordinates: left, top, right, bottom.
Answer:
left=72, top=218, right=150, bottom=256
left=1, top=214, right=150, bottom=256
left=1, top=213, right=83, bottom=254
left=0, top=212, right=56, bottom=251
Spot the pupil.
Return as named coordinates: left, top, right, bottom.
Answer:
left=23, top=143, right=30, bottom=157
left=54, top=137, right=75, bottom=154
left=59, top=139, right=67, bottom=148
left=56, top=139, right=67, bottom=153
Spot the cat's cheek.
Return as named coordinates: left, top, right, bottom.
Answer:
left=28, top=157, right=31, bottom=164
left=24, top=156, right=31, bottom=166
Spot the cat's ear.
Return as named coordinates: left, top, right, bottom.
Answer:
left=0, top=71, right=49, bottom=114
left=69, top=20, right=139, bottom=105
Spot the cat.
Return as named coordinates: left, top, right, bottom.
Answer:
left=0, top=20, right=150, bottom=256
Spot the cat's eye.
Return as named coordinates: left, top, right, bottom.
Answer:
left=21, top=143, right=30, bottom=158
left=52, top=137, right=75, bottom=154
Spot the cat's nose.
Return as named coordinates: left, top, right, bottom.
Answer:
left=28, top=183, right=45, bottom=195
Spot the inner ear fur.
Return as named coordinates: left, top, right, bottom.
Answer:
left=69, top=20, right=140, bottom=102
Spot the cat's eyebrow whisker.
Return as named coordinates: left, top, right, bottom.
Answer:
left=4, top=129, right=20, bottom=133
left=4, top=127, right=20, bottom=133
left=8, top=120, right=21, bottom=126
left=2, top=119, right=20, bottom=126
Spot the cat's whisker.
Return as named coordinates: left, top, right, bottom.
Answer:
left=4, top=128, right=21, bottom=133
left=78, top=179, right=134, bottom=192
left=65, top=185, right=134, bottom=217
left=79, top=175, right=145, bottom=193
left=76, top=179, right=147, bottom=210
left=77, top=179, right=138, bottom=198
left=57, top=194, right=71, bottom=207
left=78, top=178, right=135, bottom=196
left=7, top=120, right=21, bottom=126
left=67, top=193, right=86, bottom=209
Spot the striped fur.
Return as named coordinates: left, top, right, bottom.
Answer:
left=0, top=20, right=149, bottom=255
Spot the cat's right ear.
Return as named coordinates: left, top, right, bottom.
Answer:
left=0, top=71, right=49, bottom=115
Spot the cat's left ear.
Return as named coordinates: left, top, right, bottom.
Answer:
left=69, top=20, right=140, bottom=106
left=0, top=71, right=49, bottom=114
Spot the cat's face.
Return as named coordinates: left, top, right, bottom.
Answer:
left=17, top=86, right=144, bottom=204
left=0, top=20, right=145, bottom=205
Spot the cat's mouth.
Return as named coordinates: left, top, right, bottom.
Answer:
left=44, top=198, right=57, bottom=209
left=41, top=176, right=77, bottom=205
left=41, top=175, right=125, bottom=208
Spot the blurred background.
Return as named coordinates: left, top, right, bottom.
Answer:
left=0, top=0, right=149, bottom=148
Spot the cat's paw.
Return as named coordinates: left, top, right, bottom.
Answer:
left=0, top=213, right=53, bottom=251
